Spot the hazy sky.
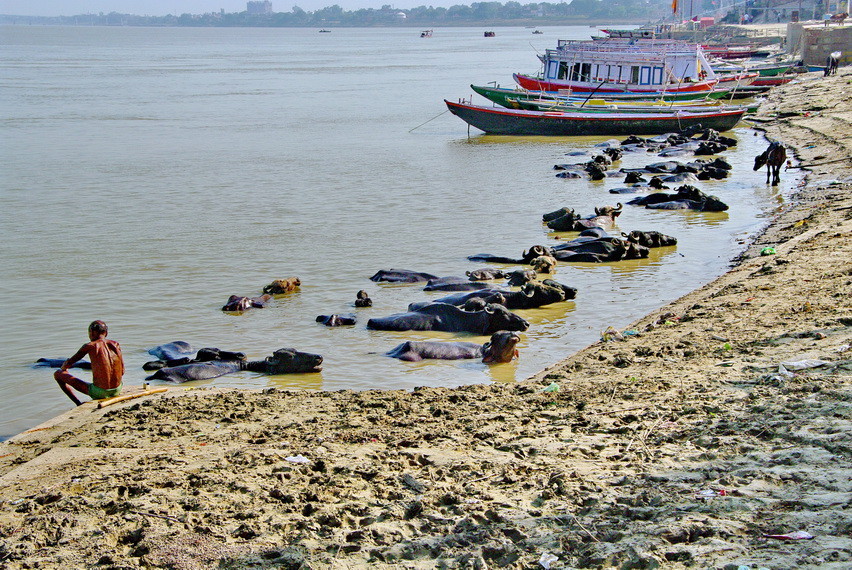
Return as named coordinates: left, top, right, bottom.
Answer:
left=0, top=1, right=467, bottom=16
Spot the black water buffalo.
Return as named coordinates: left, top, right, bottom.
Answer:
left=424, top=277, right=492, bottom=292
left=506, top=268, right=537, bottom=286
left=543, top=207, right=575, bottom=223
left=466, top=268, right=506, bottom=281
left=622, top=230, right=678, bottom=248
left=626, top=185, right=728, bottom=212
left=386, top=331, right=521, bottom=363
left=467, top=245, right=552, bottom=266
left=367, top=303, right=529, bottom=334
left=370, top=269, right=438, bottom=283
left=316, top=313, right=357, bottom=326
left=552, top=236, right=649, bottom=262
left=148, top=341, right=195, bottom=361
left=408, top=280, right=575, bottom=312
left=753, top=141, right=786, bottom=186
left=355, top=290, right=373, bottom=307
left=546, top=204, right=623, bottom=231
left=147, top=348, right=323, bottom=382
left=143, top=347, right=247, bottom=371
left=34, top=358, right=91, bottom=369
left=222, top=294, right=272, bottom=312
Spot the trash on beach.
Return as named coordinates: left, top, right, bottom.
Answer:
left=760, top=247, right=776, bottom=256
left=695, top=488, right=728, bottom=498
left=623, top=330, right=638, bottom=336
left=542, top=382, right=560, bottom=393
left=539, top=551, right=559, bottom=569
left=763, top=530, right=815, bottom=540
left=601, top=326, right=624, bottom=341
left=284, top=454, right=310, bottom=464
left=779, top=359, right=831, bottom=370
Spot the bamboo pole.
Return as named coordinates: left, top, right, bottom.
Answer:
left=97, top=388, right=168, bottom=409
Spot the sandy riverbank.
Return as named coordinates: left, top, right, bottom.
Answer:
left=1, top=69, right=850, bottom=570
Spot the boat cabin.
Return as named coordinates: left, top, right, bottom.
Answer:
left=537, top=39, right=717, bottom=92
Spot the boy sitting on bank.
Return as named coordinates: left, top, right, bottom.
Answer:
left=54, top=320, right=124, bottom=405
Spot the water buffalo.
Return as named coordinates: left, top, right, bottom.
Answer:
left=143, top=347, right=246, bottom=371
left=408, top=280, right=575, bottom=312
left=34, top=358, right=91, bottom=369
left=530, top=255, right=557, bottom=273
left=355, top=290, right=373, bottom=307
left=316, top=313, right=357, bottom=326
left=467, top=245, right=552, bottom=265
left=552, top=236, right=649, bottom=262
left=367, top=303, right=529, bottom=334
left=147, top=348, right=323, bottom=382
left=262, top=277, right=301, bottom=295
left=424, top=277, right=492, bottom=292
left=386, top=331, right=520, bottom=363
left=222, top=294, right=272, bottom=312
left=622, top=230, right=678, bottom=248
left=547, top=204, right=623, bottom=231
left=466, top=268, right=506, bottom=281
left=506, top=269, right=537, bottom=286
left=754, top=141, right=786, bottom=186
left=626, top=185, right=728, bottom=212
left=370, top=269, right=438, bottom=283
left=147, top=341, right=195, bottom=361
left=543, top=207, right=575, bottom=223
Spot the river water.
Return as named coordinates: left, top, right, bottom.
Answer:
left=0, top=25, right=798, bottom=438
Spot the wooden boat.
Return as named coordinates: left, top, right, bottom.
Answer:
left=515, top=38, right=719, bottom=94
left=420, top=30, right=433, bottom=38
left=319, top=29, right=331, bottom=33
left=751, top=75, right=795, bottom=87
left=469, top=84, right=729, bottom=110
left=513, top=98, right=758, bottom=115
left=445, top=99, right=745, bottom=136
left=484, top=31, right=496, bottom=37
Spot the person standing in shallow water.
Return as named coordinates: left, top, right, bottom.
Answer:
left=54, top=320, right=124, bottom=405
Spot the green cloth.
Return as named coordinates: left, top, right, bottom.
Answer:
left=89, top=383, right=122, bottom=400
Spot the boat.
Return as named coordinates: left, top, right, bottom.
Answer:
left=469, top=84, right=729, bottom=110
left=319, top=29, right=331, bottom=33
left=751, top=75, right=795, bottom=87
left=513, top=98, right=758, bottom=115
left=445, top=99, right=745, bottom=136
left=420, top=30, right=433, bottom=38
left=532, top=30, right=544, bottom=34
left=514, top=38, right=719, bottom=94
left=484, top=31, right=496, bottom=37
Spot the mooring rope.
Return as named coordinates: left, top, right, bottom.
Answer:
left=409, top=109, right=450, bottom=133
left=788, top=156, right=852, bottom=168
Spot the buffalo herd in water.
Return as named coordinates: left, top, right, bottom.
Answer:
left=39, top=128, right=785, bottom=383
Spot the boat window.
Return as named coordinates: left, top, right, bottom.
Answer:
left=570, top=63, right=580, bottom=81
left=652, top=67, right=664, bottom=85
left=630, top=66, right=640, bottom=84
left=580, top=63, right=591, bottom=82
left=617, top=65, right=624, bottom=82
left=640, top=66, right=651, bottom=85
left=556, top=61, right=568, bottom=80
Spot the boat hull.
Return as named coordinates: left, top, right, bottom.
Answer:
left=445, top=100, right=744, bottom=136
left=514, top=73, right=717, bottom=93
left=470, top=85, right=725, bottom=108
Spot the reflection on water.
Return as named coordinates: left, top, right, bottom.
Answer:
left=0, top=25, right=804, bottom=438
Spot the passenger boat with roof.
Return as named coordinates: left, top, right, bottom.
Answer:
left=514, top=38, right=719, bottom=94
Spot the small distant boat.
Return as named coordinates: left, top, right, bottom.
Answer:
left=420, top=30, right=433, bottom=38
left=319, top=29, right=331, bottom=33
left=445, top=99, right=745, bottom=136
left=484, top=31, right=496, bottom=37
left=751, top=75, right=795, bottom=87
left=532, top=30, right=543, bottom=34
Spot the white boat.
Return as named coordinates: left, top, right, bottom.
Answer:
left=515, top=38, right=719, bottom=94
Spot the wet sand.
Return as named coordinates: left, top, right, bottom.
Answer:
left=1, top=69, right=850, bottom=569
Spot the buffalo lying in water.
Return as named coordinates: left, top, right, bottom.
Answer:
left=626, top=185, right=729, bottom=212
left=551, top=234, right=649, bottom=262
left=408, top=279, right=576, bottom=312
left=423, top=277, right=493, bottom=292
left=370, top=269, right=438, bottom=283
left=222, top=294, right=272, bottom=312
left=316, top=313, right=357, bottom=326
left=146, top=348, right=323, bottom=382
left=262, top=277, right=301, bottom=295
left=545, top=203, right=623, bottom=231
left=622, top=230, right=677, bottom=248
left=367, top=303, right=529, bottom=334
left=386, top=331, right=521, bottom=363
left=467, top=245, right=552, bottom=265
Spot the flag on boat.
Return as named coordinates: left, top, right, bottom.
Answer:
left=672, top=0, right=678, bottom=14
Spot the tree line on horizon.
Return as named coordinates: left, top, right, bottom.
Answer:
left=1, top=1, right=674, bottom=27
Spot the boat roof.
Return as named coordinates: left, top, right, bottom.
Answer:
left=554, top=38, right=704, bottom=56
